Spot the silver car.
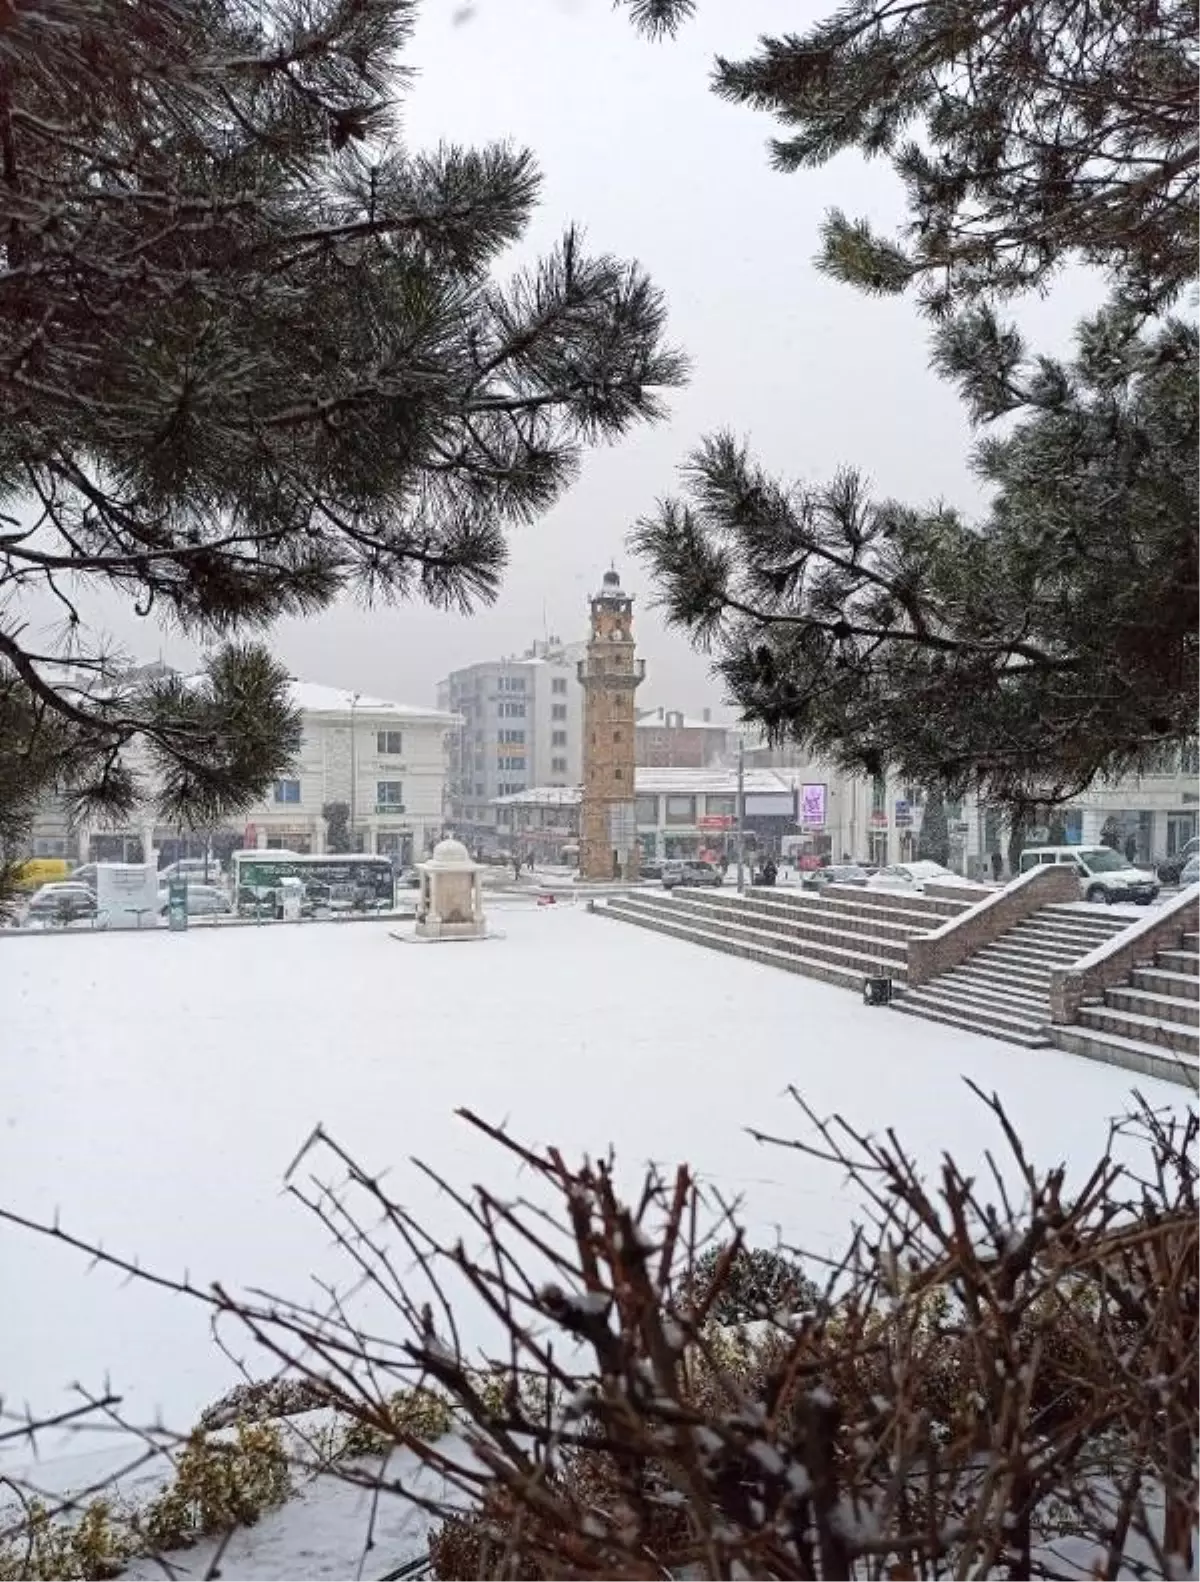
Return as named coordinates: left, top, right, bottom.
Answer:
left=157, top=882, right=230, bottom=918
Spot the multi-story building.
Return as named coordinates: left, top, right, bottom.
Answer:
left=437, top=637, right=585, bottom=850
left=493, top=767, right=800, bottom=865
left=235, top=683, right=458, bottom=861
left=635, top=707, right=731, bottom=768
left=60, top=678, right=458, bottom=866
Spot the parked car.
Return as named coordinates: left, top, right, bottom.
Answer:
left=23, top=882, right=98, bottom=924
left=803, top=863, right=869, bottom=891
left=1177, top=853, right=1199, bottom=888
left=1018, top=845, right=1160, bottom=905
left=1157, top=837, right=1199, bottom=886
left=639, top=857, right=666, bottom=881
left=157, top=882, right=230, bottom=918
left=662, top=859, right=722, bottom=890
left=866, top=861, right=958, bottom=894
left=396, top=866, right=421, bottom=889
left=159, top=857, right=223, bottom=884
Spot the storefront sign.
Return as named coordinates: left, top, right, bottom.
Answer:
left=895, top=799, right=913, bottom=827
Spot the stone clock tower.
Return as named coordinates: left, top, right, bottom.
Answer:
left=578, top=568, right=644, bottom=880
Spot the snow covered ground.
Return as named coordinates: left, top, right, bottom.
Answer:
left=1, top=903, right=1184, bottom=1443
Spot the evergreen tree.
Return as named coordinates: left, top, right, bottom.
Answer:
left=322, top=802, right=353, bottom=855
left=624, top=0, right=1197, bottom=806
left=624, top=0, right=1196, bottom=316
left=1101, top=816, right=1122, bottom=852
left=0, top=0, right=685, bottom=885
left=916, top=790, right=950, bottom=867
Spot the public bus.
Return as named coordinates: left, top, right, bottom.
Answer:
left=230, top=851, right=396, bottom=917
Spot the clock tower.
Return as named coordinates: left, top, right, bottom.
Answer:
left=577, top=569, right=644, bottom=880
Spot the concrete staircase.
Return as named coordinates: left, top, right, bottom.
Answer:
left=591, top=883, right=973, bottom=991
left=1048, top=928, right=1200, bottom=1086
left=893, top=902, right=1131, bottom=1047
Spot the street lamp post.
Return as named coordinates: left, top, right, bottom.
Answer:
left=349, top=691, right=361, bottom=852
left=736, top=735, right=746, bottom=894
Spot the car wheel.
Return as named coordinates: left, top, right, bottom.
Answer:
left=1084, top=885, right=1109, bottom=905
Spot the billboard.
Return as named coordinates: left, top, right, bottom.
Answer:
left=744, top=793, right=794, bottom=818
left=800, top=783, right=827, bottom=827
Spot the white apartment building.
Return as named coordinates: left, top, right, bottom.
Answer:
left=238, top=683, right=459, bottom=861
left=58, top=679, right=458, bottom=866
left=437, top=637, right=585, bottom=848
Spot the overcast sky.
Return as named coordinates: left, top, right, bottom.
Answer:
left=27, top=0, right=1099, bottom=716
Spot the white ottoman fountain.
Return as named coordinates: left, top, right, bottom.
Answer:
left=408, top=837, right=489, bottom=942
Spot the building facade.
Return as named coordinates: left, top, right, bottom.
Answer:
left=578, top=569, right=644, bottom=879
left=635, top=708, right=731, bottom=768
left=493, top=768, right=799, bottom=865
left=56, top=679, right=457, bottom=866
left=236, top=683, right=458, bottom=861
left=437, top=637, right=585, bottom=849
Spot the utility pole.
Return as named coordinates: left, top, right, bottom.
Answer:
left=736, top=734, right=745, bottom=894
left=349, top=692, right=361, bottom=853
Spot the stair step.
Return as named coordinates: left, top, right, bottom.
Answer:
left=969, top=948, right=1055, bottom=978
left=1048, top=1026, right=1198, bottom=1089
left=902, top=986, right=1047, bottom=1037
left=663, top=893, right=910, bottom=962
left=1043, top=904, right=1136, bottom=932
left=1104, top=987, right=1199, bottom=1027
left=821, top=885, right=970, bottom=919
left=725, top=889, right=940, bottom=936
left=1157, top=950, right=1200, bottom=977
left=600, top=898, right=907, bottom=981
left=892, top=997, right=1048, bottom=1049
left=1132, top=967, right=1200, bottom=1001
left=922, top=977, right=1048, bottom=1016
left=1077, top=1005, right=1199, bottom=1055
left=1184, top=932, right=1199, bottom=951
left=1010, top=920, right=1128, bottom=951
left=951, top=960, right=1053, bottom=992
left=688, top=891, right=925, bottom=944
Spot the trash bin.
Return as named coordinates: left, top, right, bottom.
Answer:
left=863, top=975, right=892, bottom=1006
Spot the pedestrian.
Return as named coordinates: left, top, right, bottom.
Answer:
left=991, top=849, right=1003, bottom=882
left=761, top=856, right=778, bottom=887
left=511, top=853, right=521, bottom=880
left=1124, top=833, right=1138, bottom=864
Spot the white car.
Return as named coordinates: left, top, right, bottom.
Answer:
left=1019, top=845, right=1159, bottom=905
left=866, top=861, right=958, bottom=894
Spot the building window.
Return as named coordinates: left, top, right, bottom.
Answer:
left=498, top=755, right=526, bottom=771
left=613, top=729, right=622, bottom=742
left=871, top=775, right=887, bottom=815
left=1180, top=742, right=1199, bottom=776
left=376, top=730, right=403, bottom=755
left=499, top=728, right=526, bottom=744
left=551, top=704, right=567, bottom=721
left=500, top=702, right=526, bottom=718
left=551, top=677, right=567, bottom=694
left=552, top=730, right=567, bottom=747
left=273, top=779, right=301, bottom=804
left=376, top=780, right=404, bottom=810
left=635, top=796, right=657, bottom=825
left=497, top=676, right=527, bottom=693
left=475, top=783, right=485, bottom=799
left=665, top=795, right=696, bottom=825
left=551, top=756, right=568, bottom=773
left=614, top=767, right=623, bottom=780
left=706, top=795, right=736, bottom=818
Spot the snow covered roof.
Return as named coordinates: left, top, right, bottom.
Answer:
left=636, top=712, right=731, bottom=732
left=633, top=768, right=797, bottom=796
left=287, top=682, right=459, bottom=724
left=492, top=769, right=799, bottom=806
left=493, top=785, right=582, bottom=807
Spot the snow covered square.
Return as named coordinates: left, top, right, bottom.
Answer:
left=2, top=901, right=1182, bottom=1438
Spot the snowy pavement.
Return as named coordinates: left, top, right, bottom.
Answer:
left=1, top=904, right=1183, bottom=1442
